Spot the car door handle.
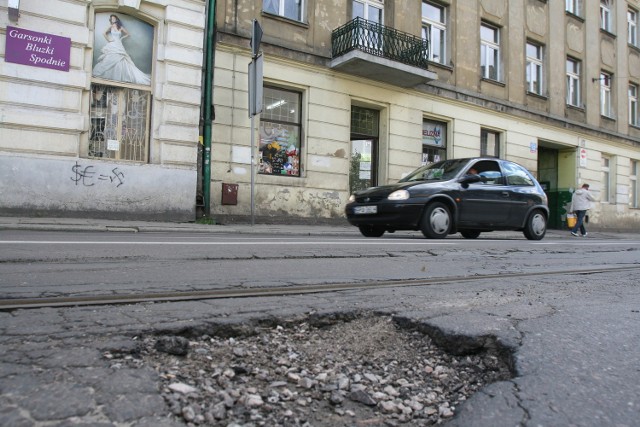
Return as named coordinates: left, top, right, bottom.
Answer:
left=501, top=192, right=510, bottom=197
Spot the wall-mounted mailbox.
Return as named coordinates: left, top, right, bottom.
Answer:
left=221, top=183, right=238, bottom=205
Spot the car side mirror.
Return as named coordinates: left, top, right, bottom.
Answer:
left=459, top=174, right=483, bottom=185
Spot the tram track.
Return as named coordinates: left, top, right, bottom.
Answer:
left=2, top=264, right=638, bottom=311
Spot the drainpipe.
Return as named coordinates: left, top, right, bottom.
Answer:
left=202, top=0, right=216, bottom=218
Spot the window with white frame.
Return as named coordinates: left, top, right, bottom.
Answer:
left=631, top=160, right=639, bottom=208
left=263, top=0, right=305, bottom=22
left=566, top=58, right=581, bottom=107
left=630, top=84, right=639, bottom=126
left=480, top=23, right=500, bottom=81
left=602, top=156, right=611, bottom=203
left=600, top=0, right=612, bottom=32
left=629, top=9, right=638, bottom=46
left=422, top=1, right=447, bottom=64
left=600, top=72, right=613, bottom=117
left=480, top=129, right=500, bottom=158
left=526, top=42, right=543, bottom=95
left=353, top=0, right=383, bottom=23
left=566, top=0, right=581, bottom=16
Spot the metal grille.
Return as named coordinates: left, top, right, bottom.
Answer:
left=332, top=17, right=430, bottom=69
left=89, top=84, right=150, bottom=162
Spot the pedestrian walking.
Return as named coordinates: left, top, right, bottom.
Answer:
left=570, top=183, right=596, bottom=237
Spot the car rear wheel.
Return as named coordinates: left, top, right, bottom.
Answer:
left=523, top=210, right=547, bottom=240
left=358, top=225, right=385, bottom=238
left=420, top=202, right=451, bottom=239
left=460, top=230, right=481, bottom=239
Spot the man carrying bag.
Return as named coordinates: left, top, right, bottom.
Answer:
left=569, top=183, right=596, bottom=237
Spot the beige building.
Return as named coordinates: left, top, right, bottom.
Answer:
left=2, top=0, right=640, bottom=230
left=0, top=0, right=206, bottom=221
left=211, top=0, right=640, bottom=230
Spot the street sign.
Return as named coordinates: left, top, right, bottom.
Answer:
left=251, top=19, right=262, bottom=58
left=248, top=53, right=263, bottom=117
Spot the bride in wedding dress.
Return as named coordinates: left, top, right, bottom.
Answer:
left=92, top=14, right=151, bottom=85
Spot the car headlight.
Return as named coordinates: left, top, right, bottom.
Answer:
left=348, top=194, right=356, bottom=202
left=388, top=190, right=410, bottom=200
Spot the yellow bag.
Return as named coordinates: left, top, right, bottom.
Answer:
left=567, top=213, right=577, bottom=228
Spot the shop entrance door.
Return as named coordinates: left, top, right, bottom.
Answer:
left=349, top=106, right=380, bottom=195
left=350, top=139, right=377, bottom=194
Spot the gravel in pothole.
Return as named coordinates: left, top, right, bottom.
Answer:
left=109, top=315, right=512, bottom=426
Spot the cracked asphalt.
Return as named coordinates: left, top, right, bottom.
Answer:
left=1, top=217, right=640, bottom=426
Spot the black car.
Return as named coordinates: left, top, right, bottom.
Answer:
left=345, top=157, right=549, bottom=240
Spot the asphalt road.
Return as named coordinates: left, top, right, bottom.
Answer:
left=1, top=226, right=640, bottom=426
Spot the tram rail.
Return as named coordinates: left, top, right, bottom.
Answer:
left=2, top=265, right=638, bottom=311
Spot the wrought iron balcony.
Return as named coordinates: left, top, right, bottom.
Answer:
left=330, top=17, right=437, bottom=87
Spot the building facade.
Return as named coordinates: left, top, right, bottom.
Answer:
left=0, top=0, right=206, bottom=221
left=211, top=0, right=640, bottom=230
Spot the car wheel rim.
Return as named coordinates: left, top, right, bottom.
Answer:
left=531, top=213, right=546, bottom=235
left=430, top=207, right=450, bottom=234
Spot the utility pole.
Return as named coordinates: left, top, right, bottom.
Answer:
left=248, top=19, right=263, bottom=226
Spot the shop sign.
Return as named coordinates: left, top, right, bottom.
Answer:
left=422, top=120, right=446, bottom=147
left=5, top=26, right=70, bottom=72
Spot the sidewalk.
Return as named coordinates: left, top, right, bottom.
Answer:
left=0, top=215, right=633, bottom=239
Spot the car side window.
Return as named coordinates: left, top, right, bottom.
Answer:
left=470, top=160, right=504, bottom=184
left=503, top=162, right=535, bottom=186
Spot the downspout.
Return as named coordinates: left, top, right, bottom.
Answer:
left=202, top=0, right=216, bottom=218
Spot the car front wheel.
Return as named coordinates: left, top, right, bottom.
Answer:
left=420, top=202, right=451, bottom=239
left=523, top=210, right=547, bottom=240
left=358, top=225, right=385, bottom=238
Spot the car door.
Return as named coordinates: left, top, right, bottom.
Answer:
left=500, top=161, right=538, bottom=226
left=457, top=160, right=511, bottom=226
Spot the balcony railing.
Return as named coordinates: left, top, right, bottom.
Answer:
left=331, top=17, right=430, bottom=69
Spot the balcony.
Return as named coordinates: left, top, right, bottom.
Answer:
left=330, top=17, right=437, bottom=88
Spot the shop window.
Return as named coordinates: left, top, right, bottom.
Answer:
left=259, top=87, right=302, bottom=176
left=89, top=84, right=150, bottom=162
left=422, top=119, right=447, bottom=165
left=89, top=12, right=153, bottom=162
left=602, top=156, right=611, bottom=203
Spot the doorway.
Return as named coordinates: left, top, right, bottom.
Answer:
left=350, top=106, right=379, bottom=194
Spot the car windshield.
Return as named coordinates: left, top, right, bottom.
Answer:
left=399, top=159, right=469, bottom=182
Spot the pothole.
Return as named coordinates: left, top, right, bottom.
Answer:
left=106, top=314, right=514, bottom=426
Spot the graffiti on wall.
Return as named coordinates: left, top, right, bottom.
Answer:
left=71, top=162, right=125, bottom=187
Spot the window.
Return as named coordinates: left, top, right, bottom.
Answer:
left=422, top=119, right=447, bottom=165
left=90, top=12, right=153, bottom=162
left=600, top=72, right=613, bottom=117
left=602, top=156, right=611, bottom=203
left=480, top=23, right=500, bottom=81
left=89, top=85, right=151, bottom=161
left=630, top=84, right=639, bottom=126
left=422, top=2, right=447, bottom=64
left=566, top=58, right=581, bottom=107
left=353, top=0, right=383, bottom=22
left=526, top=42, right=543, bottom=95
left=600, top=0, right=612, bottom=32
left=503, top=162, right=535, bottom=186
left=629, top=9, right=638, bottom=46
left=263, top=0, right=305, bottom=22
left=258, top=87, right=302, bottom=176
left=481, top=129, right=500, bottom=158
left=566, top=0, right=581, bottom=16
left=631, top=160, right=639, bottom=208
